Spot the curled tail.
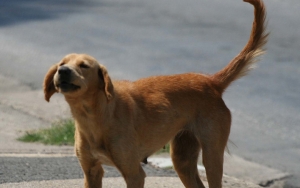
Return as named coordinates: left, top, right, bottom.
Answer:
left=211, top=0, right=268, bottom=93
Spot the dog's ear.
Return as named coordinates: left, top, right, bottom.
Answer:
left=43, top=64, right=58, bottom=102
left=98, top=64, right=114, bottom=102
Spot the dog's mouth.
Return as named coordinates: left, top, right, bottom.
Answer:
left=57, top=81, right=80, bottom=92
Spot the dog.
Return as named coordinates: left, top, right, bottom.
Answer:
left=43, top=0, right=267, bottom=187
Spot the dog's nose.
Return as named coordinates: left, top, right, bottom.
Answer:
left=58, top=66, right=71, bottom=75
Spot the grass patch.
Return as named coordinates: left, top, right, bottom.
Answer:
left=157, top=143, right=170, bottom=153
left=18, top=119, right=75, bottom=146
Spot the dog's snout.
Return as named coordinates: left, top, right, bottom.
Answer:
left=58, top=66, right=71, bottom=75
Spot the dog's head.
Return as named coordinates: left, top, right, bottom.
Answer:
left=43, top=53, right=113, bottom=102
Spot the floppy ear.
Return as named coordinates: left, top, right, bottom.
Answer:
left=43, top=64, right=58, bottom=102
left=98, top=64, right=114, bottom=101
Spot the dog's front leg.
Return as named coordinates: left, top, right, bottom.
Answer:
left=76, top=147, right=104, bottom=188
left=84, top=162, right=104, bottom=188
left=118, top=163, right=146, bottom=188
left=110, top=144, right=146, bottom=188
left=125, top=166, right=146, bottom=188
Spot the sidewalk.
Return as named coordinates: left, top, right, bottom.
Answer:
left=0, top=74, right=289, bottom=187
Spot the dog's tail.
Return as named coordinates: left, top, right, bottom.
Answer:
left=211, top=0, right=268, bottom=93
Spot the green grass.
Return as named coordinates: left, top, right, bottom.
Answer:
left=157, top=143, right=170, bottom=154
left=18, top=119, right=75, bottom=146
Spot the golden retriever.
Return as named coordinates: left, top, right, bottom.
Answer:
left=43, top=0, right=268, bottom=187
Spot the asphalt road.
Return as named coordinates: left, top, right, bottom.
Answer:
left=0, top=156, right=176, bottom=184
left=0, top=0, right=299, bottom=187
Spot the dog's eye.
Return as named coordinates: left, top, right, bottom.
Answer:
left=60, top=62, right=65, bottom=66
left=79, top=64, right=89, bottom=69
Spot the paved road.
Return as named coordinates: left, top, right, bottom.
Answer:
left=0, top=0, right=299, bottom=187
left=0, top=154, right=271, bottom=188
left=0, top=156, right=177, bottom=184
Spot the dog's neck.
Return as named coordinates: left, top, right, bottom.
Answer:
left=65, top=91, right=114, bottom=143
left=65, top=91, right=112, bottom=121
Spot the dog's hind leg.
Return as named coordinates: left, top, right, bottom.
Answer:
left=170, top=130, right=205, bottom=188
left=199, top=106, right=231, bottom=188
left=200, top=136, right=228, bottom=188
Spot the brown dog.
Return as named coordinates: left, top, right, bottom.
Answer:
left=43, top=0, right=267, bottom=187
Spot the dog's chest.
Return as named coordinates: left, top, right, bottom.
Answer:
left=75, top=118, right=114, bottom=166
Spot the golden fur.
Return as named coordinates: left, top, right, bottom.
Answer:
left=43, top=0, right=268, bottom=187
